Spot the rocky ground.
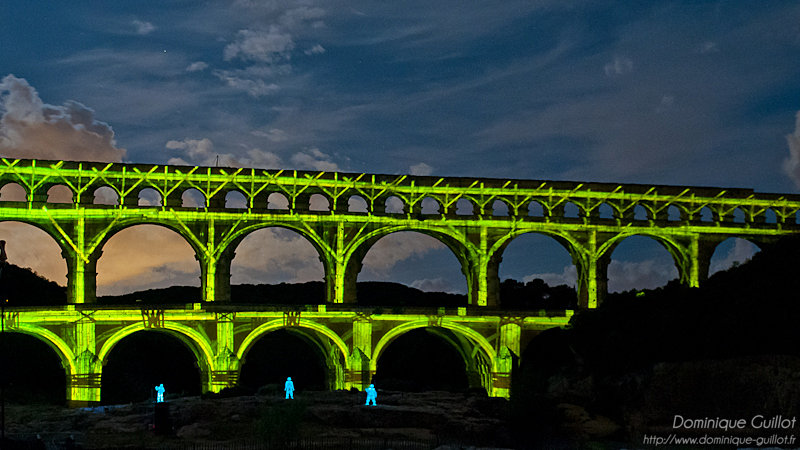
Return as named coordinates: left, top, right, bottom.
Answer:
left=3, top=390, right=534, bottom=449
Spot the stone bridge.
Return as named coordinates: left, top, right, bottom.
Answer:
left=0, top=158, right=798, bottom=405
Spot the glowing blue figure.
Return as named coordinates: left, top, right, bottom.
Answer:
left=365, top=384, right=377, bottom=406
left=155, top=383, right=165, bottom=403
left=284, top=377, right=295, bottom=399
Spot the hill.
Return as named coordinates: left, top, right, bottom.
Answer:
left=512, top=235, right=800, bottom=444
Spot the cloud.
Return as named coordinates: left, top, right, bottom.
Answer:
left=522, top=265, right=577, bottom=288
left=166, top=137, right=282, bottom=169
left=782, top=111, right=800, bottom=188
left=0, top=74, right=125, bottom=162
left=132, top=20, right=156, bottom=35
left=698, top=41, right=718, bottom=53
left=186, top=61, right=209, bottom=72
left=213, top=70, right=281, bottom=97
left=290, top=148, right=339, bottom=171
left=410, top=277, right=457, bottom=293
left=96, top=225, right=201, bottom=296
left=604, top=56, right=633, bottom=77
left=607, top=259, right=677, bottom=293
left=304, top=44, right=326, bottom=56
left=409, top=162, right=433, bottom=176
left=709, top=238, right=759, bottom=275
left=0, top=222, right=68, bottom=286
left=361, top=232, right=442, bottom=276
left=224, top=27, right=295, bottom=63
left=230, top=228, right=324, bottom=285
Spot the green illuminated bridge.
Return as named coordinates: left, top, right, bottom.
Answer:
left=1, top=158, right=799, bottom=405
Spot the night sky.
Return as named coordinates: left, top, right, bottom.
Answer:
left=0, top=1, right=797, bottom=295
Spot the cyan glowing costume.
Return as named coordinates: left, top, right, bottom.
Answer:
left=365, top=384, right=377, bottom=406
left=155, top=383, right=165, bottom=403
left=284, top=377, right=295, bottom=399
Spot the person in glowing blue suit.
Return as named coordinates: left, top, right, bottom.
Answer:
left=284, top=377, right=295, bottom=399
left=365, top=384, right=377, bottom=406
left=155, top=383, right=165, bottom=403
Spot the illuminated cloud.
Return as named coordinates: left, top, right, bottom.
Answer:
left=607, top=259, right=677, bottom=293
left=304, top=44, right=326, bottom=55
left=231, top=228, right=324, bottom=284
left=0, top=75, right=126, bottom=162
left=361, top=232, right=442, bottom=276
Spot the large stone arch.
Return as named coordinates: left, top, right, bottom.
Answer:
left=236, top=319, right=350, bottom=389
left=344, top=226, right=474, bottom=302
left=0, top=219, right=71, bottom=261
left=489, top=229, right=583, bottom=267
left=370, top=320, right=496, bottom=393
left=97, top=322, right=215, bottom=391
left=90, top=219, right=206, bottom=262
left=598, top=232, right=686, bottom=287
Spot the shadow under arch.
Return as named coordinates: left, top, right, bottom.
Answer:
left=1, top=329, right=70, bottom=404
left=370, top=320, right=496, bottom=393
left=97, top=322, right=215, bottom=391
left=236, top=319, right=350, bottom=390
left=345, top=226, right=472, bottom=302
left=9, top=323, right=77, bottom=376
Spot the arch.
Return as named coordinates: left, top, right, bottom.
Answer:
left=98, top=322, right=215, bottom=376
left=699, top=206, right=713, bottom=222
left=236, top=319, right=350, bottom=368
left=348, top=195, right=369, bottom=213
left=764, top=208, right=777, bottom=224
left=667, top=205, right=682, bottom=221
left=220, top=223, right=330, bottom=274
left=353, top=229, right=471, bottom=297
left=268, top=192, right=289, bottom=210
left=47, top=185, right=73, bottom=204
left=528, top=201, right=544, bottom=217
left=385, top=196, right=405, bottom=214
left=709, top=237, right=760, bottom=275
left=182, top=188, right=206, bottom=208
left=732, top=208, right=745, bottom=224
left=633, top=205, right=649, bottom=221
left=137, top=188, right=162, bottom=206
left=93, top=186, right=119, bottom=205
left=225, top=190, right=247, bottom=209
left=420, top=197, right=440, bottom=214
left=370, top=320, right=495, bottom=374
left=229, top=226, right=326, bottom=289
left=600, top=233, right=681, bottom=293
left=95, top=222, right=202, bottom=297
left=455, top=198, right=474, bottom=216
left=598, top=203, right=614, bottom=219
left=563, top=202, right=580, bottom=219
left=0, top=182, right=27, bottom=202
left=497, top=232, right=578, bottom=309
left=309, top=193, right=330, bottom=212
left=492, top=199, right=509, bottom=217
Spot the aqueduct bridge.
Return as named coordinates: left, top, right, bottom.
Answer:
left=1, top=158, right=799, bottom=406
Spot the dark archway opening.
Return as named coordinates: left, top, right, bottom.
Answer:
left=372, top=328, right=468, bottom=392
left=239, top=329, right=327, bottom=394
left=0, top=333, right=66, bottom=404
left=101, top=331, right=202, bottom=404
